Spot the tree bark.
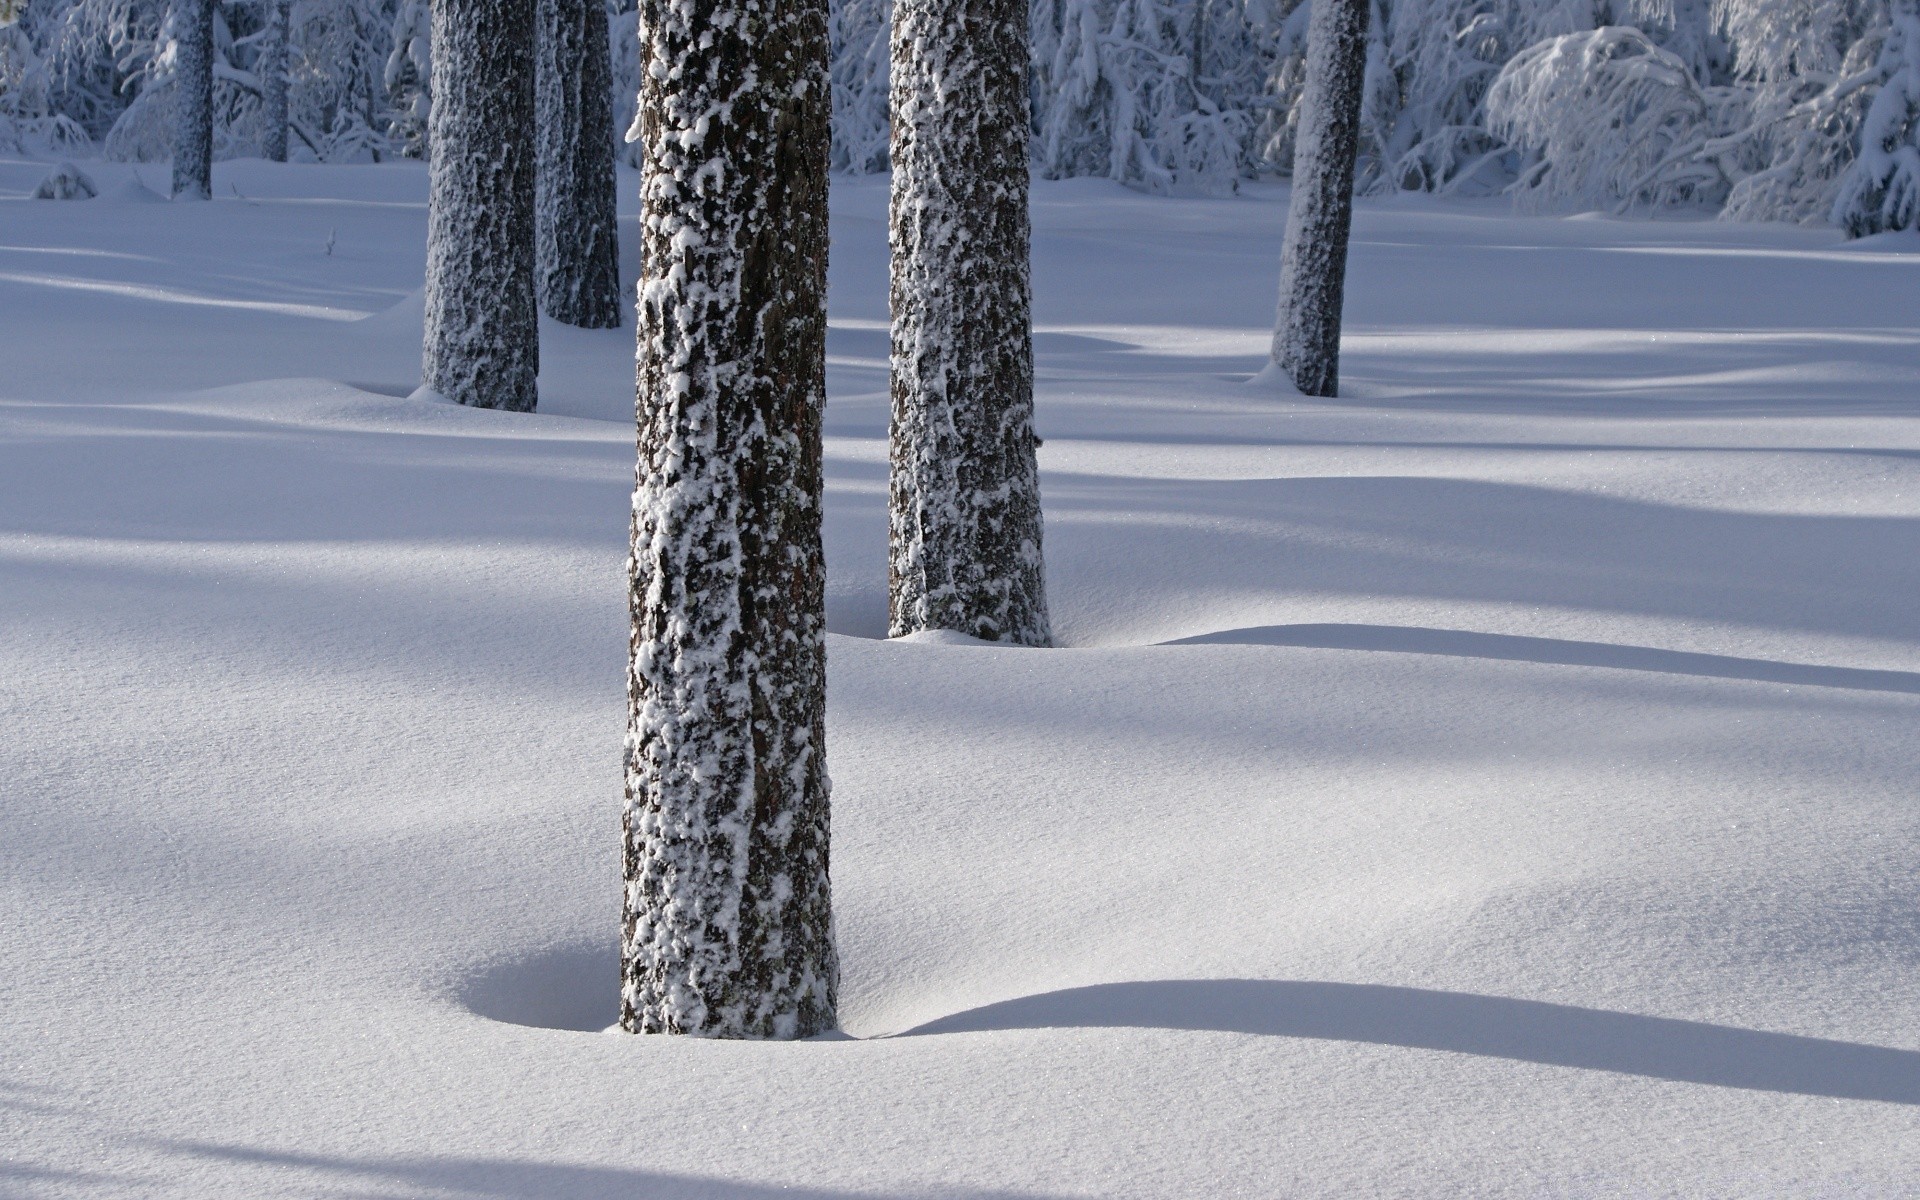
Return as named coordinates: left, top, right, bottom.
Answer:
left=536, top=0, right=624, bottom=329
left=623, top=0, right=837, bottom=1039
left=170, top=0, right=213, bottom=200
left=421, top=0, right=538, bottom=412
left=1271, top=0, right=1370, bottom=398
left=887, top=0, right=1051, bottom=646
left=260, top=0, right=291, bottom=164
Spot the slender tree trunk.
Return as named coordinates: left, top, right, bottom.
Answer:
left=622, top=0, right=837, bottom=1039
left=260, top=0, right=291, bottom=164
left=170, top=0, right=213, bottom=200
left=535, top=0, right=624, bottom=328
left=887, top=0, right=1050, bottom=646
left=1271, top=0, right=1370, bottom=397
left=421, top=0, right=538, bottom=412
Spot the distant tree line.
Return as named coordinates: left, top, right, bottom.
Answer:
left=4, top=0, right=1917, bottom=231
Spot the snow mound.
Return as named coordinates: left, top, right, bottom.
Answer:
left=105, top=177, right=167, bottom=204
left=32, top=162, right=96, bottom=200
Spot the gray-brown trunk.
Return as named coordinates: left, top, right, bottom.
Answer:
left=1272, top=0, right=1370, bottom=398
left=886, top=0, right=1051, bottom=646
left=170, top=0, right=213, bottom=200
left=622, top=0, right=837, bottom=1039
left=535, top=0, right=624, bottom=329
left=260, top=0, right=291, bottom=164
left=421, top=0, right=539, bottom=412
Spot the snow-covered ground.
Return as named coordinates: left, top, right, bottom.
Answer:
left=3, top=158, right=1918, bottom=1198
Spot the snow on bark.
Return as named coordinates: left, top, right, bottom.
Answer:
left=623, top=0, right=837, bottom=1039
left=260, top=0, right=291, bottom=164
left=1272, top=0, right=1370, bottom=399
left=421, top=0, right=538, bottom=412
left=887, top=0, right=1050, bottom=646
left=169, top=0, right=212, bottom=200
left=535, top=0, right=623, bottom=329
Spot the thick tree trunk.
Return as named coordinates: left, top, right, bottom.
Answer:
left=535, top=0, right=624, bottom=329
left=260, top=0, right=291, bottom=164
left=421, top=0, right=538, bottom=412
left=887, top=0, right=1050, bottom=646
left=170, top=0, right=213, bottom=200
left=622, top=0, right=837, bottom=1039
left=1271, top=0, right=1370, bottom=398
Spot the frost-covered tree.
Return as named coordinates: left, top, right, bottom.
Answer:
left=1711, top=0, right=1881, bottom=224
left=1830, top=0, right=1920, bottom=233
left=1272, top=0, right=1369, bottom=396
left=383, top=0, right=426, bottom=155
left=607, top=0, right=642, bottom=166
left=829, top=0, right=888, bottom=171
left=535, top=0, right=621, bottom=328
left=623, top=0, right=838, bottom=1038
left=888, top=0, right=1051, bottom=644
left=1486, top=23, right=1736, bottom=211
left=259, top=0, right=290, bottom=160
left=1032, top=0, right=1273, bottom=193
left=0, top=5, right=92, bottom=152
left=170, top=0, right=212, bottom=197
left=421, top=0, right=537, bottom=411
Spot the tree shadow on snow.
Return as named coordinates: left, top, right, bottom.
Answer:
left=458, top=949, right=1920, bottom=1105
left=160, top=1141, right=1058, bottom=1200
left=903, top=980, right=1920, bottom=1105
left=458, top=940, right=617, bottom=1033
left=1168, top=624, right=1920, bottom=696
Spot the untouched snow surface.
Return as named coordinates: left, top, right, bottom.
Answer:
left=3, top=158, right=1919, bottom=1197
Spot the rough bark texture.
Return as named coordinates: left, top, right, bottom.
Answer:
left=535, top=0, right=624, bottom=328
left=421, top=0, right=538, bottom=412
left=170, top=0, right=213, bottom=200
left=622, top=0, right=837, bottom=1039
left=1272, top=0, right=1371, bottom=398
left=886, top=0, right=1050, bottom=646
left=260, top=0, right=291, bottom=164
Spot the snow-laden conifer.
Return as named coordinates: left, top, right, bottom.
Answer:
left=169, top=0, right=211, bottom=199
left=829, top=0, right=889, bottom=172
left=0, top=8, right=90, bottom=154
left=1486, top=24, right=1736, bottom=212
left=421, top=0, right=537, bottom=411
left=385, top=0, right=430, bottom=158
left=534, top=0, right=621, bottom=329
left=624, top=0, right=838, bottom=1039
left=888, top=0, right=1051, bottom=645
left=1831, top=1, right=1920, bottom=234
left=1713, top=0, right=1880, bottom=224
left=1272, top=0, right=1369, bottom=397
left=1031, top=0, right=1270, bottom=194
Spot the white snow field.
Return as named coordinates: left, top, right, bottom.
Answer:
left=3, top=157, right=1919, bottom=1198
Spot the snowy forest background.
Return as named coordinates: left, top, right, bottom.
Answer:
left=4, top=0, right=1920, bottom=235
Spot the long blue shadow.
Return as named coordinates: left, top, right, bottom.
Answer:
left=1169, top=623, right=1920, bottom=696
left=902, top=980, right=1920, bottom=1104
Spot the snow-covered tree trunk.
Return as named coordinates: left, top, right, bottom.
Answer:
left=886, top=0, right=1050, bottom=646
left=535, top=0, right=622, bottom=329
left=622, top=0, right=838, bottom=1039
left=170, top=0, right=213, bottom=199
left=1271, top=0, right=1371, bottom=397
left=260, top=0, right=291, bottom=163
left=421, top=0, right=538, bottom=412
